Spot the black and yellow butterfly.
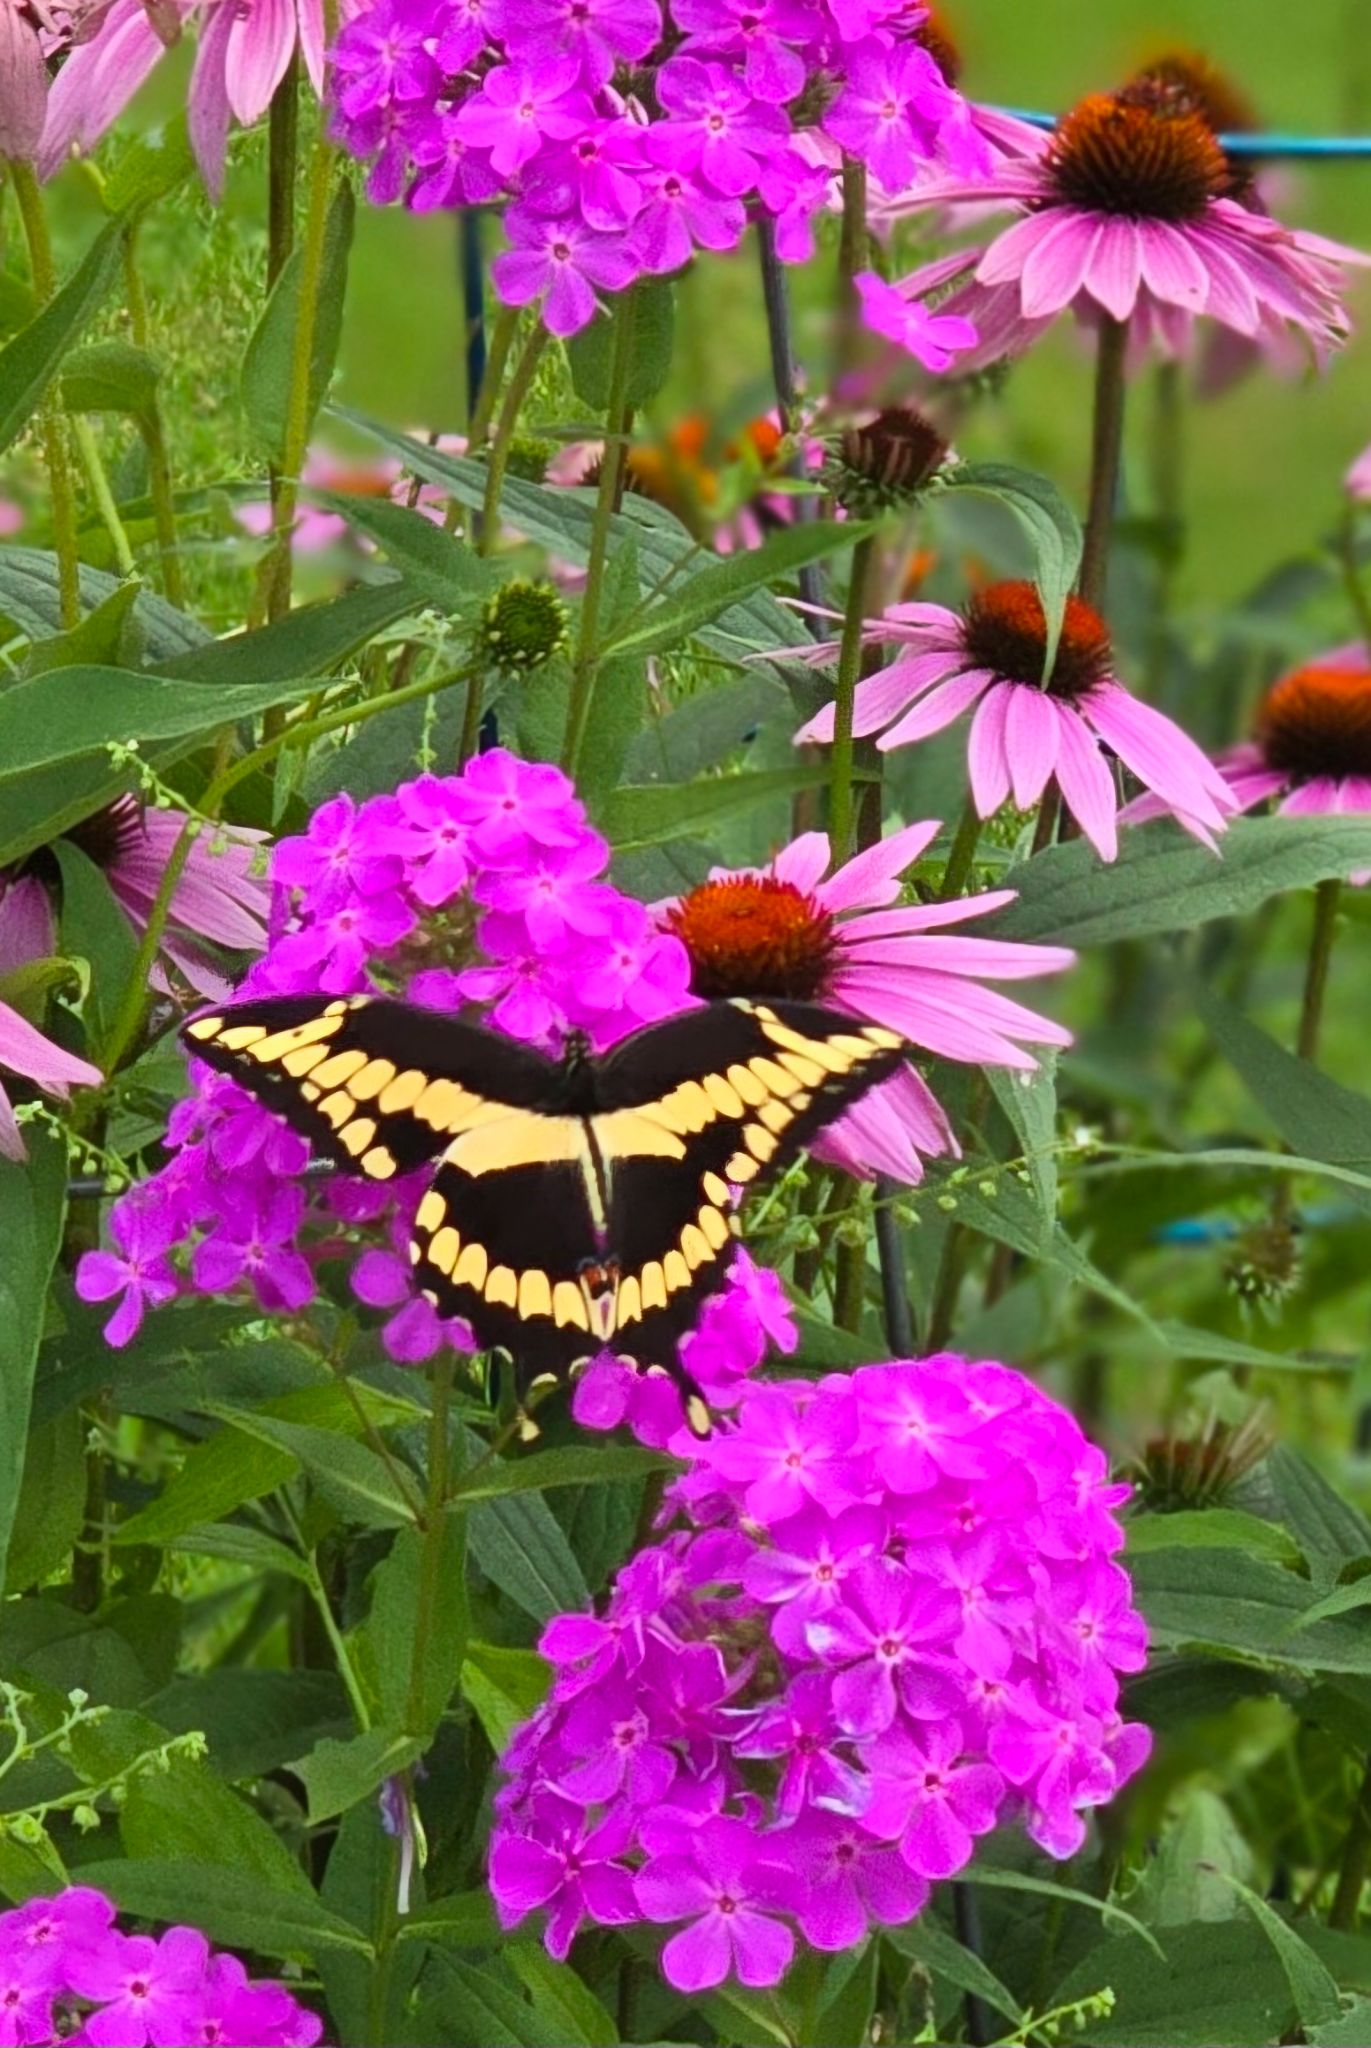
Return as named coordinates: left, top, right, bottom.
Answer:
left=181, top=994, right=905, bottom=1431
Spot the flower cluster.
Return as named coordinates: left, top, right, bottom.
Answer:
left=75, top=749, right=695, bottom=1357
left=491, top=1355, right=1150, bottom=1989
left=0, top=1885, right=320, bottom=2046
left=327, top=0, right=988, bottom=339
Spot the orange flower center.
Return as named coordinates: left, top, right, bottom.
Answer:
left=1046, top=89, right=1230, bottom=222
left=1257, top=664, right=1371, bottom=781
left=1123, top=52, right=1260, bottom=203
left=666, top=875, right=837, bottom=1001
left=961, top=580, right=1113, bottom=702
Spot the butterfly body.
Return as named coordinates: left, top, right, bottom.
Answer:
left=182, top=994, right=905, bottom=1428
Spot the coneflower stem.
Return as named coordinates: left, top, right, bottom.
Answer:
left=1337, top=501, right=1371, bottom=651
left=1298, top=878, right=1342, bottom=1064
left=71, top=416, right=135, bottom=577
left=477, top=322, right=550, bottom=556
left=562, top=285, right=639, bottom=779
left=835, top=1236, right=866, bottom=1333
left=757, top=219, right=822, bottom=616
left=120, top=225, right=185, bottom=606
left=835, top=156, right=869, bottom=381
left=939, top=799, right=983, bottom=900
left=1078, top=313, right=1130, bottom=613
left=10, top=160, right=80, bottom=629
left=1331, top=1755, right=1371, bottom=1928
left=828, top=536, right=876, bottom=862
left=1147, top=358, right=1185, bottom=694
left=467, top=304, right=519, bottom=452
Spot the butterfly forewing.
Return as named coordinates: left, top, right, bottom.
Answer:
left=590, top=999, right=905, bottom=1368
left=182, top=994, right=558, bottom=1181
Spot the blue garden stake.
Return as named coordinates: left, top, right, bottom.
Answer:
left=993, top=107, right=1371, bottom=158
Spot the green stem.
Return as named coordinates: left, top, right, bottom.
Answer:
left=1030, top=786, right=1060, bottom=855
left=11, top=160, right=79, bottom=628
left=1338, top=502, right=1371, bottom=651
left=938, top=798, right=983, bottom=901
left=467, top=304, right=520, bottom=451
left=139, top=410, right=185, bottom=607
left=70, top=416, right=135, bottom=577
left=477, top=322, right=550, bottom=556
left=561, top=287, right=639, bottom=779
left=405, top=1355, right=456, bottom=1734
left=1331, top=1755, right=1371, bottom=1928
left=265, top=105, right=336, bottom=624
left=1298, top=878, right=1342, bottom=1065
left=834, top=1236, right=866, bottom=1334
left=1146, top=358, right=1184, bottom=694
left=827, top=535, right=875, bottom=863
left=1077, top=314, right=1130, bottom=612
left=307, top=1555, right=372, bottom=1731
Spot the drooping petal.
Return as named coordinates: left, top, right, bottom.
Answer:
left=1003, top=684, right=1060, bottom=810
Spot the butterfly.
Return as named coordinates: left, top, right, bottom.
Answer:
left=181, top=994, right=906, bottom=1432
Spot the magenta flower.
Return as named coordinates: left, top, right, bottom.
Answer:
left=793, top=580, right=1238, bottom=861
left=454, top=57, right=591, bottom=178
left=65, top=1924, right=210, bottom=2048
left=789, top=1810, right=929, bottom=1949
left=884, top=84, right=1363, bottom=371
left=707, top=1383, right=865, bottom=1522
left=190, top=1185, right=315, bottom=1314
left=661, top=821, right=1074, bottom=1181
left=853, top=268, right=980, bottom=373
left=74, top=1198, right=180, bottom=1346
left=490, top=1796, right=639, bottom=1959
left=492, top=209, right=638, bottom=334
left=1127, top=643, right=1371, bottom=883
left=631, top=142, right=748, bottom=274
left=635, top=1813, right=802, bottom=1991
left=742, top=1504, right=886, bottom=1657
left=735, top=1670, right=870, bottom=1819
left=0, top=999, right=101, bottom=1163
left=499, top=0, right=662, bottom=83
left=807, top=1558, right=960, bottom=1737
left=655, top=57, right=787, bottom=196
left=861, top=1719, right=1005, bottom=1878
left=824, top=36, right=963, bottom=192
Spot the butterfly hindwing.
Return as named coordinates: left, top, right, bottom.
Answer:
left=591, top=998, right=906, bottom=1366
left=182, top=994, right=559, bottom=1182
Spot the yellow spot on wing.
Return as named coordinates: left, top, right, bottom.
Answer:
left=486, top=1265, right=518, bottom=1308
left=703, top=1073, right=745, bottom=1119
left=361, top=1147, right=397, bottom=1179
left=764, top=1020, right=851, bottom=1074
left=454, top=1242, right=489, bottom=1292
left=750, top=1055, right=800, bottom=1098
left=519, top=1270, right=553, bottom=1319
left=725, top=1152, right=758, bottom=1184
left=699, top=1205, right=730, bottom=1250
left=378, top=1069, right=428, bottom=1113
left=219, top=1024, right=269, bottom=1051
left=592, top=1109, right=687, bottom=1162
left=617, top=1275, right=642, bottom=1326
left=727, top=1061, right=768, bottom=1107
left=318, top=1091, right=354, bottom=1129
left=778, top=1050, right=826, bottom=1088
left=448, top=1114, right=583, bottom=1176
left=186, top=1018, right=222, bottom=1042
left=340, top=1117, right=378, bottom=1157
left=554, top=1280, right=589, bottom=1329
left=281, top=1043, right=329, bottom=1078
left=745, top=1124, right=777, bottom=1162
left=703, top=1172, right=731, bottom=1207
left=417, top=1189, right=446, bottom=1234
left=313, top=1048, right=369, bottom=1090
left=663, top=1248, right=691, bottom=1294
left=681, top=1223, right=711, bottom=1270
left=429, top=1225, right=460, bottom=1274
left=758, top=1099, right=792, bottom=1135
left=640, top=1262, right=667, bottom=1312
left=349, top=1059, right=398, bottom=1102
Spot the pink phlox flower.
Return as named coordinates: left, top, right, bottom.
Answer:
left=366, top=772, right=472, bottom=908
left=859, top=1718, right=1005, bottom=1879
left=734, top=1670, right=869, bottom=1819
left=190, top=1183, right=315, bottom=1313
left=74, top=1196, right=180, bottom=1347
left=823, top=36, right=961, bottom=193
left=701, top=1382, right=865, bottom=1522
left=854, top=269, right=980, bottom=373
left=632, top=136, right=749, bottom=273
left=495, top=0, right=661, bottom=83
left=742, top=1504, right=886, bottom=1657
left=634, top=1812, right=803, bottom=1991
left=474, top=832, right=620, bottom=948
left=655, top=56, right=788, bottom=196
left=1042, top=1557, right=1150, bottom=1703
left=453, top=748, right=588, bottom=863
left=65, top=1923, right=209, bottom=2048
left=491, top=1795, right=639, bottom=1959
left=454, top=56, right=592, bottom=178
left=550, top=1675, right=679, bottom=1806
left=522, top=116, right=650, bottom=232
left=492, top=207, right=639, bottom=335
left=333, top=0, right=440, bottom=117
left=788, top=1809, right=929, bottom=1950
left=807, top=1558, right=961, bottom=1737
left=920, top=1532, right=1037, bottom=1678
left=852, top=1359, right=993, bottom=1493
left=272, top=792, right=406, bottom=914
left=989, top=1685, right=1148, bottom=1859
left=268, top=890, right=414, bottom=993
left=672, top=0, right=816, bottom=102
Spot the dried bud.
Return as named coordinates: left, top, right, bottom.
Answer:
left=826, top=407, right=950, bottom=516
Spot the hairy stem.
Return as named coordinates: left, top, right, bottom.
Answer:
left=1078, top=313, right=1130, bottom=612
left=562, top=287, right=639, bottom=779
left=477, top=320, right=550, bottom=555
left=1331, top=1755, right=1371, bottom=1928
left=11, top=161, right=80, bottom=628
left=265, top=96, right=337, bottom=625
left=71, top=416, right=135, bottom=577
left=938, top=799, right=983, bottom=901
left=1299, top=878, right=1342, bottom=1064
left=827, top=536, right=875, bottom=863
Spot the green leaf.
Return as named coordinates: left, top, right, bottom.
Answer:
left=203, top=1408, right=413, bottom=1529
left=1311, top=2000, right=1371, bottom=2045
left=599, top=764, right=855, bottom=852
left=1196, top=983, right=1371, bottom=1206
left=121, top=1756, right=312, bottom=1893
left=155, top=573, right=431, bottom=683
left=1212, top=1874, right=1343, bottom=2026
left=964, top=1865, right=1164, bottom=1953
left=370, top=1520, right=468, bottom=1736
left=449, top=1443, right=672, bottom=1506
left=468, top=1493, right=589, bottom=1622
left=1126, top=1509, right=1303, bottom=1566
left=292, top=1727, right=423, bottom=1824
left=52, top=842, right=138, bottom=1059
left=1264, top=1444, right=1371, bottom=1581
left=986, top=1057, right=1058, bottom=1232
left=4, top=1412, right=85, bottom=1594
left=306, top=492, right=493, bottom=610
left=61, top=340, right=160, bottom=420
left=241, top=181, right=354, bottom=464
left=1156, top=1320, right=1352, bottom=1377
left=945, top=462, right=1083, bottom=675
left=505, top=1943, right=620, bottom=2046
left=567, top=278, right=674, bottom=409
left=598, top=518, right=868, bottom=662
left=624, top=670, right=789, bottom=782
left=0, top=548, right=208, bottom=659
left=101, top=118, right=196, bottom=216
left=989, top=816, right=1371, bottom=947
left=112, top=1427, right=298, bottom=1547
left=421, top=1955, right=577, bottom=2048
left=148, top=1668, right=349, bottom=1781
left=23, top=579, right=145, bottom=676
left=394, top=1889, right=498, bottom=1949
left=1131, top=1545, right=1371, bottom=1674
left=0, top=1139, right=67, bottom=1588
left=460, top=1641, right=550, bottom=1752
left=886, top=1920, right=1024, bottom=2024
left=1052, top=1920, right=1297, bottom=2047
left=79, top=1858, right=371, bottom=1962
left=0, top=221, right=124, bottom=455
left=164, top=1520, right=310, bottom=1581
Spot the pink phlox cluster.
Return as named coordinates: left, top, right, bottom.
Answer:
left=327, top=0, right=989, bottom=342
left=76, top=749, right=701, bottom=1360
left=490, top=1356, right=1151, bottom=1990
left=0, top=1886, right=321, bottom=2047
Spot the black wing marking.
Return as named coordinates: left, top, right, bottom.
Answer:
left=591, top=999, right=906, bottom=1368
left=181, top=994, right=559, bottom=1182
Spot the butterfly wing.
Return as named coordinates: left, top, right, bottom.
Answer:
left=591, top=998, right=905, bottom=1367
left=182, top=994, right=559, bottom=1182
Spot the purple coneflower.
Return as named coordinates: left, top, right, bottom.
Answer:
left=39, top=0, right=360, bottom=197
left=791, top=580, right=1238, bottom=861
left=657, top=820, right=1074, bottom=1182
left=878, top=80, right=1363, bottom=369
left=1125, top=645, right=1371, bottom=881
